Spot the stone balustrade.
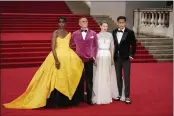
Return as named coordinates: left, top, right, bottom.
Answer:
left=133, top=8, right=173, bottom=38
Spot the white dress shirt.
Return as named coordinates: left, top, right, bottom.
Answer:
left=82, top=32, right=87, bottom=40
left=81, top=28, right=88, bottom=40
left=116, top=28, right=125, bottom=44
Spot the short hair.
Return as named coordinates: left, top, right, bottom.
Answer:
left=99, top=20, right=108, bottom=26
left=117, top=16, right=126, bottom=22
left=79, top=16, right=88, bottom=22
left=58, top=16, right=67, bottom=22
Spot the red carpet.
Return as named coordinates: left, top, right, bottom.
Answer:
left=1, top=63, right=172, bottom=116
left=0, top=1, right=157, bottom=68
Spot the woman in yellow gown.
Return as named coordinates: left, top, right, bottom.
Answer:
left=3, top=16, right=84, bottom=109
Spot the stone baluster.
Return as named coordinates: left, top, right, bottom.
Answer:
left=157, top=12, right=162, bottom=27
left=144, top=12, right=148, bottom=26
left=141, top=12, right=145, bottom=26
left=147, top=12, right=151, bottom=26
left=150, top=12, right=155, bottom=27
left=154, top=12, right=158, bottom=27
left=164, top=12, right=169, bottom=27
left=161, top=12, right=165, bottom=27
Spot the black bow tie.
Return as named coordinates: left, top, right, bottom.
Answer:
left=81, top=30, right=87, bottom=32
left=117, top=30, right=123, bottom=33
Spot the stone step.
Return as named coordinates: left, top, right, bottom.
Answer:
left=65, top=1, right=90, bottom=14
left=156, top=59, right=173, bottom=62
left=94, top=18, right=114, bottom=22
left=91, top=15, right=110, bottom=18
left=94, top=21, right=115, bottom=26
left=148, top=49, right=173, bottom=54
left=138, top=38, right=173, bottom=42
left=136, top=34, right=171, bottom=38
left=141, top=41, right=173, bottom=45
left=94, top=21, right=116, bottom=28
left=91, top=16, right=112, bottom=21
left=138, top=37, right=171, bottom=39
left=95, top=21, right=115, bottom=25
left=153, top=54, right=173, bottom=59
left=145, top=45, right=173, bottom=50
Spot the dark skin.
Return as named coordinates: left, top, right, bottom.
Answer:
left=51, top=19, right=68, bottom=69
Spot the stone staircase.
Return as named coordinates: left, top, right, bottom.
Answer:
left=65, top=1, right=90, bottom=15
left=137, top=36, right=173, bottom=62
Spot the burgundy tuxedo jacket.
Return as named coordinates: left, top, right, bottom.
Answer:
left=70, top=29, right=98, bottom=62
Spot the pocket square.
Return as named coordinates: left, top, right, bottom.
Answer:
left=90, top=36, right=94, bottom=38
left=129, top=56, right=134, bottom=59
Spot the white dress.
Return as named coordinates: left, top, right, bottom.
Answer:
left=92, top=32, right=125, bottom=104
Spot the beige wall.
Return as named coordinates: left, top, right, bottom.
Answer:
left=90, top=1, right=167, bottom=29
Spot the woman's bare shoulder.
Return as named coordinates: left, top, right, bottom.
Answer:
left=52, top=30, right=58, bottom=36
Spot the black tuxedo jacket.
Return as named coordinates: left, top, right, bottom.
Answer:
left=112, top=28, right=137, bottom=60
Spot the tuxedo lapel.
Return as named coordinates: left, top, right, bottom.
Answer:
left=120, top=28, right=128, bottom=44
left=114, top=29, right=119, bottom=45
left=78, top=30, right=84, bottom=40
left=85, top=30, right=90, bottom=40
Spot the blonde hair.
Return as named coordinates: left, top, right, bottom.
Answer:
left=100, top=20, right=108, bottom=26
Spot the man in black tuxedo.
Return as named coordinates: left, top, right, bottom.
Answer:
left=112, top=16, right=137, bottom=104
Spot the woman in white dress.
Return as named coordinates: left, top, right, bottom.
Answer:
left=92, top=20, right=125, bottom=104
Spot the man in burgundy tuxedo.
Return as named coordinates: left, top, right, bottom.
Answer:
left=70, top=17, right=98, bottom=105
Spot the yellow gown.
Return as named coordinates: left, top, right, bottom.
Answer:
left=3, top=32, right=84, bottom=109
